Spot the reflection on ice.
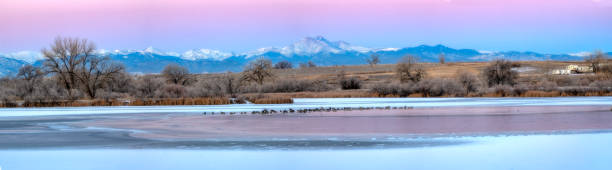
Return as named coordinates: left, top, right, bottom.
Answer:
left=0, top=132, right=611, bottom=170
left=0, top=97, right=611, bottom=117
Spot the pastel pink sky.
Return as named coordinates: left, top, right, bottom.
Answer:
left=1, top=0, right=611, bottom=53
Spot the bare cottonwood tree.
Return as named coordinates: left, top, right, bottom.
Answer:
left=482, top=59, right=518, bottom=87
left=42, top=37, right=96, bottom=96
left=274, top=61, right=293, bottom=69
left=42, top=37, right=125, bottom=98
left=456, top=71, right=480, bottom=94
left=366, top=54, right=380, bottom=66
left=16, top=65, right=45, bottom=98
left=162, top=63, right=191, bottom=85
left=396, top=55, right=426, bottom=83
left=0, top=78, right=18, bottom=107
left=133, top=76, right=165, bottom=98
left=77, top=56, right=125, bottom=98
left=222, top=72, right=239, bottom=96
left=438, top=53, right=446, bottom=64
left=586, top=50, right=609, bottom=73
left=241, top=58, right=274, bottom=85
left=299, top=61, right=317, bottom=68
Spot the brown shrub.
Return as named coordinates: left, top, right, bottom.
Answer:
left=339, top=77, right=362, bottom=90
left=530, top=79, right=558, bottom=92
left=414, top=78, right=465, bottom=97
left=488, top=85, right=514, bottom=97
left=457, top=71, right=481, bottom=94
left=132, top=76, right=165, bottom=98
left=187, top=78, right=227, bottom=98
left=156, top=84, right=186, bottom=98
left=396, top=55, right=426, bottom=83
left=589, top=80, right=612, bottom=93
left=371, top=78, right=465, bottom=97
left=370, top=83, right=414, bottom=97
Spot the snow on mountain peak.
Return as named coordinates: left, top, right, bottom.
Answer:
left=569, top=51, right=592, bottom=57
left=286, top=36, right=341, bottom=54
left=244, top=36, right=372, bottom=57
left=478, top=50, right=495, bottom=54
left=375, top=48, right=400, bottom=52
left=181, top=49, right=233, bottom=61
left=243, top=47, right=275, bottom=58
left=0, top=51, right=43, bottom=63
left=101, top=47, right=230, bottom=60
left=143, top=46, right=157, bottom=54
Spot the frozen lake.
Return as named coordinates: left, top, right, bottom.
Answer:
left=1, top=97, right=611, bottom=169
left=0, top=132, right=611, bottom=170
left=0, top=97, right=611, bottom=117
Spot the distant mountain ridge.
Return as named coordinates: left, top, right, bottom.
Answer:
left=0, top=36, right=607, bottom=76
left=0, top=56, right=28, bottom=76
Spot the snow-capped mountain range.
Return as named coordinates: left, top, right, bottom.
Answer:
left=0, top=36, right=607, bottom=76
left=97, top=47, right=234, bottom=61
left=245, top=36, right=372, bottom=57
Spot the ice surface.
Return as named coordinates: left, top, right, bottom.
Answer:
left=0, top=97, right=610, bottom=117
left=0, top=132, right=610, bottom=170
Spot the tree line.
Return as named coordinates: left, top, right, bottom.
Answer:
left=372, top=53, right=612, bottom=97
left=1, top=37, right=611, bottom=107
left=0, top=37, right=330, bottom=106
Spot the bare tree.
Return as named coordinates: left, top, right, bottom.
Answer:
left=162, top=63, right=191, bottom=85
left=241, top=58, right=274, bottom=85
left=133, top=76, right=165, bottom=98
left=438, top=53, right=446, bottom=64
left=0, top=78, right=18, bottom=107
left=18, top=65, right=44, bottom=82
left=541, top=56, right=554, bottom=74
left=586, top=50, right=609, bottom=73
left=396, top=55, right=426, bottom=83
left=157, top=84, right=186, bottom=98
left=222, top=72, right=239, bottom=96
left=299, top=61, right=317, bottom=68
left=77, top=56, right=125, bottom=98
left=456, top=71, right=480, bottom=94
left=16, top=65, right=45, bottom=98
left=189, top=78, right=225, bottom=98
left=274, top=61, right=293, bottom=69
left=104, top=72, right=133, bottom=94
left=482, top=59, right=518, bottom=87
left=366, top=54, right=380, bottom=66
left=42, top=37, right=96, bottom=96
left=42, top=37, right=125, bottom=98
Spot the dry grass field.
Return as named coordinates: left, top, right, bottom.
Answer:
left=210, top=60, right=611, bottom=99
left=200, top=61, right=591, bottom=88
